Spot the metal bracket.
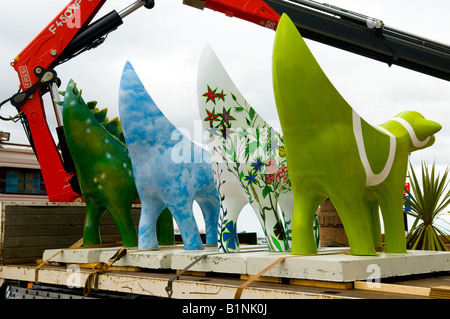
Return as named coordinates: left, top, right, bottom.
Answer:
left=165, top=254, right=209, bottom=298
left=8, top=111, right=24, bottom=123
left=109, top=248, right=128, bottom=262
left=165, top=248, right=268, bottom=298
left=10, top=67, right=58, bottom=107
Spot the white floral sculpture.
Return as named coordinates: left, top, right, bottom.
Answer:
left=197, top=44, right=319, bottom=252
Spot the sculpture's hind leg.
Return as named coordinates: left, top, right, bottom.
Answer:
left=331, top=196, right=377, bottom=255
left=138, top=196, right=166, bottom=250
left=278, top=191, right=294, bottom=249
left=195, top=195, right=220, bottom=246
left=284, top=192, right=320, bottom=251
left=291, top=192, right=326, bottom=255
left=250, top=193, right=289, bottom=251
left=167, top=201, right=204, bottom=250
left=377, top=189, right=407, bottom=253
left=217, top=190, right=248, bottom=253
left=363, top=191, right=383, bottom=250
left=83, top=201, right=106, bottom=246
left=105, top=203, right=138, bottom=248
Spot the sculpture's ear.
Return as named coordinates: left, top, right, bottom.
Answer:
left=413, top=118, right=442, bottom=140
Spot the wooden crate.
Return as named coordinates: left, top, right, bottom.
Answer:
left=0, top=202, right=140, bottom=265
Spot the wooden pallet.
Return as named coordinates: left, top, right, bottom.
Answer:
left=181, top=269, right=449, bottom=297
left=429, top=286, right=450, bottom=299
left=291, top=278, right=353, bottom=290
left=355, top=281, right=450, bottom=299
left=240, top=274, right=354, bottom=289
left=354, top=281, right=431, bottom=297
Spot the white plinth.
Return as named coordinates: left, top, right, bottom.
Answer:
left=42, top=246, right=450, bottom=282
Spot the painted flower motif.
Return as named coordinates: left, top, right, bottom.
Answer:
left=223, top=220, right=238, bottom=250
left=282, top=166, right=289, bottom=181
left=203, top=85, right=219, bottom=105
left=217, top=89, right=227, bottom=102
left=276, top=164, right=288, bottom=183
left=266, top=159, right=277, bottom=175
left=219, top=124, right=232, bottom=139
left=244, top=170, right=258, bottom=186
left=270, top=139, right=279, bottom=153
left=266, top=174, right=275, bottom=185
left=206, top=126, right=221, bottom=138
left=204, top=107, right=220, bottom=127
left=278, top=146, right=286, bottom=157
left=273, top=222, right=286, bottom=240
left=218, top=107, right=236, bottom=127
left=251, top=157, right=265, bottom=172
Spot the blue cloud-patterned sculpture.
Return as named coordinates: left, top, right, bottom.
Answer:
left=118, top=62, right=220, bottom=250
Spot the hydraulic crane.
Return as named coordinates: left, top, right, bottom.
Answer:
left=1, top=0, right=449, bottom=202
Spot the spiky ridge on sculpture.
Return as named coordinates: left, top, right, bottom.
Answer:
left=86, top=100, right=125, bottom=144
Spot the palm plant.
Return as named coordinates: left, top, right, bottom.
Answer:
left=404, top=162, right=450, bottom=251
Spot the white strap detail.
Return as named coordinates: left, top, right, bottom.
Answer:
left=353, top=110, right=396, bottom=186
left=392, top=117, right=430, bottom=148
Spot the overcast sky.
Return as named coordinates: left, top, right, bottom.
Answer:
left=1, top=0, right=449, bottom=234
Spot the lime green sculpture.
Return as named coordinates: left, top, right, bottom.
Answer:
left=272, top=14, right=442, bottom=255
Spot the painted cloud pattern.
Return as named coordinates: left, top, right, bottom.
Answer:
left=119, top=61, right=220, bottom=250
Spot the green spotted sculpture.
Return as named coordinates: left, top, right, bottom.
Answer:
left=61, top=80, right=139, bottom=247
left=272, top=14, right=442, bottom=255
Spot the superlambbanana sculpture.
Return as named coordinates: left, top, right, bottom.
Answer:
left=119, top=62, right=220, bottom=250
left=272, top=14, right=442, bottom=255
left=62, top=80, right=139, bottom=247
left=197, top=44, right=320, bottom=252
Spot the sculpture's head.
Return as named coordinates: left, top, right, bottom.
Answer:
left=389, top=111, right=442, bottom=151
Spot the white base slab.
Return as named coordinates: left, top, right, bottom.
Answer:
left=42, top=245, right=450, bottom=283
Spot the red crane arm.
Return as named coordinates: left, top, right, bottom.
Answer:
left=10, top=0, right=107, bottom=202
left=8, top=0, right=277, bottom=202
left=200, top=0, right=280, bottom=30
